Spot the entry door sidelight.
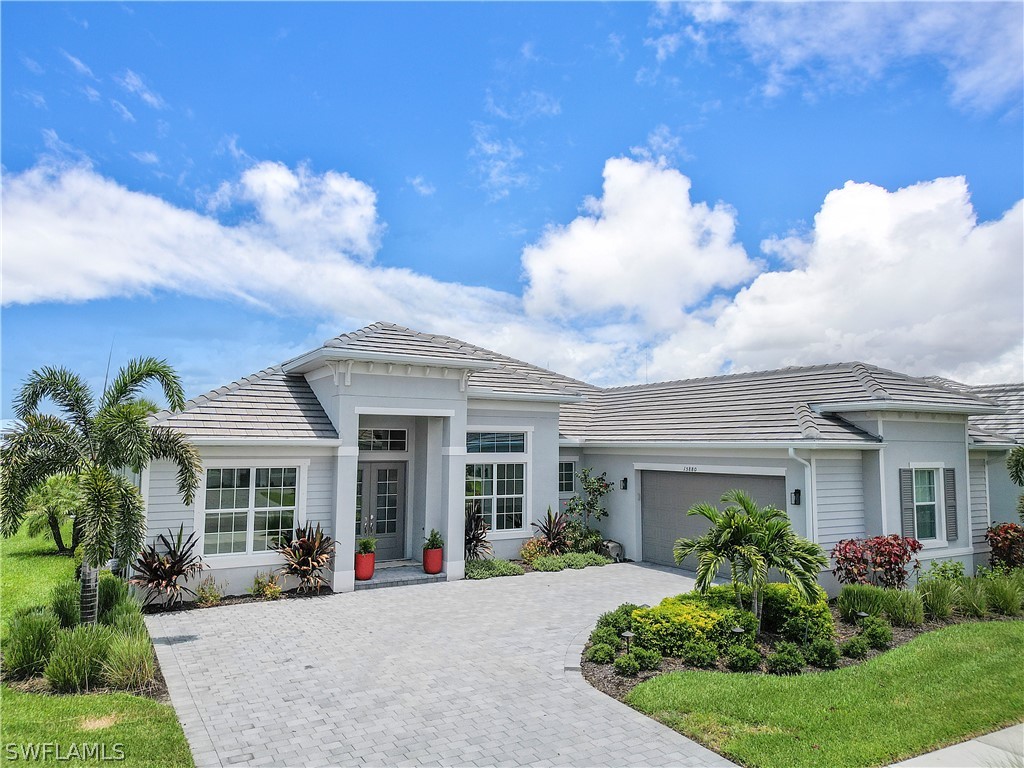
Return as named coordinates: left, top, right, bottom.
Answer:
left=355, top=462, right=406, bottom=561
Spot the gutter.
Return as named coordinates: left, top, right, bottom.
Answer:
left=789, top=448, right=815, bottom=543
left=560, top=439, right=884, bottom=450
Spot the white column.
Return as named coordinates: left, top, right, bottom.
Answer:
left=442, top=412, right=467, bottom=581
left=332, top=404, right=359, bottom=593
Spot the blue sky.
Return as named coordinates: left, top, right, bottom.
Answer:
left=3, top=2, right=1022, bottom=415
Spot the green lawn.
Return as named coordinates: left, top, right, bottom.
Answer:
left=1, top=528, right=194, bottom=767
left=628, top=621, right=1024, bottom=768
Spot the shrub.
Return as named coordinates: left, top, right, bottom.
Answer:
left=726, top=645, right=761, bottom=672
left=917, top=578, right=957, bottom=620
left=858, top=616, right=893, bottom=649
left=249, top=572, right=283, bottom=600
left=831, top=535, right=923, bottom=588
left=464, top=559, right=524, bottom=579
left=44, top=625, right=113, bottom=693
left=275, top=523, right=335, bottom=593
left=105, top=600, right=148, bottom=638
left=841, top=636, right=869, bottom=659
left=464, top=509, right=492, bottom=561
left=4, top=610, right=60, bottom=678
left=613, top=653, right=640, bottom=677
left=565, top=521, right=605, bottom=554
left=631, top=595, right=757, bottom=656
left=885, top=590, right=925, bottom=627
left=588, top=626, right=622, bottom=650
left=584, top=643, right=616, bottom=664
left=633, top=647, right=662, bottom=671
left=564, top=467, right=612, bottom=529
left=984, top=575, right=1022, bottom=616
left=956, top=577, right=988, bottom=617
left=680, top=640, right=719, bottom=668
left=97, top=572, right=130, bottom=621
left=805, top=638, right=840, bottom=669
left=129, top=525, right=204, bottom=607
left=519, top=537, right=548, bottom=566
left=101, top=634, right=155, bottom=690
left=560, top=553, right=592, bottom=570
left=596, top=604, right=640, bottom=636
left=195, top=577, right=224, bottom=607
left=50, top=580, right=81, bottom=628
left=531, top=555, right=566, bottom=572
left=578, top=552, right=612, bottom=567
left=837, top=584, right=888, bottom=623
left=761, top=583, right=834, bottom=642
left=919, top=560, right=965, bottom=583
left=986, top=523, right=1024, bottom=570
left=766, top=641, right=805, bottom=675
left=531, top=508, right=571, bottom=555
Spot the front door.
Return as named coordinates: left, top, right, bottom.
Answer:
left=355, top=462, right=406, bottom=561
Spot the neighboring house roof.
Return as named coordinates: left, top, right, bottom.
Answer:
left=925, top=377, right=1024, bottom=444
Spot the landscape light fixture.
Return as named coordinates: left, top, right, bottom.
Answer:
left=621, top=630, right=635, bottom=654
left=856, top=611, right=869, bottom=623
left=731, top=625, right=746, bottom=636
left=790, top=489, right=802, bottom=506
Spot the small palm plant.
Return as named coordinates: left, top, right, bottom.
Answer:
left=130, top=525, right=204, bottom=607
left=23, top=474, right=82, bottom=555
left=465, top=507, right=493, bottom=560
left=531, top=507, right=570, bottom=555
left=275, top=523, right=335, bottom=593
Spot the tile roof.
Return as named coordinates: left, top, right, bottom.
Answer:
left=925, top=377, right=1023, bottom=442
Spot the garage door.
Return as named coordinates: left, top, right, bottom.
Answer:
left=640, top=471, right=788, bottom=569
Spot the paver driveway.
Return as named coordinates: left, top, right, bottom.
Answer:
left=147, top=564, right=736, bottom=768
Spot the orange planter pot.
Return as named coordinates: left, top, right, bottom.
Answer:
left=423, top=547, right=443, bottom=575
left=355, top=552, right=375, bottom=581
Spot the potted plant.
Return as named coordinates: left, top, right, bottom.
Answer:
left=355, top=537, right=377, bottom=581
left=423, top=529, right=444, bottom=574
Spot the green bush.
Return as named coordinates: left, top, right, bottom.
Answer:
left=97, top=572, right=130, bottom=621
left=766, top=641, right=805, bottom=675
left=249, top=572, right=283, bottom=599
left=919, top=560, right=965, bottom=582
left=560, top=552, right=591, bottom=569
left=805, top=637, right=840, bottom=669
left=195, top=576, right=224, bottom=607
left=917, top=578, right=957, bottom=620
left=841, top=635, right=869, bottom=659
left=632, top=595, right=757, bottom=656
left=588, top=625, right=622, bottom=650
left=596, top=603, right=639, bottom=636
left=578, top=552, right=612, bottom=567
left=680, top=640, right=719, bottom=668
left=613, top=653, right=640, bottom=677
left=44, top=625, right=113, bottom=693
left=50, top=580, right=81, bottom=628
left=726, top=645, right=761, bottom=672
left=101, top=634, right=155, bottom=690
left=103, top=599, right=147, bottom=638
left=464, top=558, right=525, bottom=579
left=956, top=578, right=988, bottom=617
left=4, top=610, right=60, bottom=678
left=858, top=616, right=893, bottom=649
left=632, top=646, right=662, bottom=671
left=518, top=537, right=548, bottom=566
left=985, top=575, right=1022, bottom=616
left=531, top=555, right=566, bottom=572
left=837, top=584, right=888, bottom=622
left=760, top=583, right=831, bottom=639
left=885, top=589, right=925, bottom=627
left=584, top=643, right=616, bottom=664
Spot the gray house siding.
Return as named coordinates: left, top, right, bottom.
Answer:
left=969, top=457, right=991, bottom=546
left=815, top=455, right=866, bottom=550
left=986, top=453, right=1019, bottom=525
left=145, top=459, right=195, bottom=541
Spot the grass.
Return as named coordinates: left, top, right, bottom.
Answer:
left=628, top=621, right=1024, bottom=768
left=1, top=526, right=194, bottom=767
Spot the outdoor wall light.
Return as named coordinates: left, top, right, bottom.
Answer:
left=620, top=477, right=628, bottom=491
left=790, top=489, right=801, bottom=506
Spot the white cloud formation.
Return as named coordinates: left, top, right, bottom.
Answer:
left=21, top=56, right=44, bottom=75
left=470, top=123, right=529, bottom=201
left=630, top=124, right=690, bottom=165
left=523, top=156, right=756, bottom=330
left=82, top=85, right=101, bottom=102
left=17, top=90, right=47, bottom=110
left=406, top=176, right=436, bottom=197
left=110, top=99, right=135, bottom=122
left=485, top=89, right=561, bottom=122
left=131, top=151, right=160, bottom=165
left=115, top=69, right=167, bottom=109
left=61, top=50, right=96, bottom=80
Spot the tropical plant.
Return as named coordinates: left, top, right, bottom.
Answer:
left=22, top=474, right=81, bottom=554
left=50, top=579, right=82, bottom=628
left=275, top=523, right=335, bottom=593
left=885, top=589, right=925, bottom=627
left=531, top=507, right=570, bottom=554
left=424, top=529, right=444, bottom=550
left=464, top=508, right=492, bottom=560
left=97, top=571, right=130, bottom=620
left=985, top=523, right=1024, bottom=569
left=129, top=525, right=204, bottom=607
left=44, top=625, right=113, bottom=693
left=956, top=577, right=988, bottom=617
left=0, top=357, right=201, bottom=624
left=917, top=578, right=958, bottom=619
left=836, top=584, right=889, bottom=622
left=831, top=535, right=923, bottom=589
left=563, top=467, right=613, bottom=528
left=356, top=536, right=377, bottom=555
left=1007, top=445, right=1024, bottom=521
left=101, top=633, right=155, bottom=690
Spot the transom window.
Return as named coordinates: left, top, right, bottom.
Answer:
left=358, top=429, right=407, bottom=452
left=467, top=432, right=526, bottom=453
left=203, top=467, right=298, bottom=555
left=559, top=461, right=576, bottom=494
left=912, top=468, right=939, bottom=540
left=466, top=463, right=525, bottom=531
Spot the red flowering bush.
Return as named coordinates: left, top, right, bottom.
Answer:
left=831, top=534, right=923, bottom=589
left=985, top=523, right=1024, bottom=569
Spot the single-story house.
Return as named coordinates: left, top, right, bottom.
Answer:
left=146, top=322, right=1022, bottom=594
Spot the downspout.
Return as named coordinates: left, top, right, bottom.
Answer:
left=789, top=448, right=814, bottom=542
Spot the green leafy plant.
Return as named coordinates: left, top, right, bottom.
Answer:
left=632, top=596, right=757, bottom=656
left=98, top=571, right=130, bottom=621
left=596, top=603, right=639, bottom=636
left=130, top=525, right=204, bottom=607
left=726, top=645, right=761, bottom=672
left=50, top=579, right=81, bottom=628
left=917, top=578, right=958, bottom=620
left=44, top=625, right=113, bottom=693
left=919, top=560, right=965, bottom=583
left=464, top=509, right=492, bottom=561
left=276, top=523, right=335, bottom=593
left=805, top=637, right=840, bottom=669
left=588, top=626, right=622, bottom=650
left=423, top=529, right=444, bottom=550
left=585, top=643, right=616, bottom=664
left=357, top=536, right=377, bottom=555
left=104, top=600, right=148, bottom=638
left=1007, top=445, right=1024, bottom=522
left=101, top=633, right=155, bottom=690
left=858, top=616, right=893, bottom=649
left=681, top=639, right=719, bottom=668
left=560, top=552, right=591, bottom=569
left=613, top=652, right=640, bottom=677
left=531, top=507, right=571, bottom=554
left=837, top=584, right=889, bottom=622
left=632, top=646, right=662, bottom=671
left=840, top=635, right=869, bottom=659
left=578, top=552, right=612, bottom=566
left=195, top=576, right=224, bottom=607
left=831, top=535, right=922, bottom=589
left=3, top=609, right=60, bottom=678
left=765, top=641, right=804, bottom=675
left=565, top=519, right=604, bottom=554
left=518, top=537, right=547, bottom=566
left=463, top=559, right=524, bottom=579
left=532, top=555, right=566, bottom=572
left=956, top=577, right=988, bottom=617
left=984, top=575, right=1022, bottom=616
left=564, top=467, right=613, bottom=528
left=249, top=572, right=283, bottom=600
left=885, top=589, right=925, bottom=627
left=21, top=474, right=81, bottom=555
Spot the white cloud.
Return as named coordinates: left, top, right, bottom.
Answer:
left=21, top=56, right=44, bottom=75
left=523, top=156, right=757, bottom=330
left=470, top=123, right=529, bottom=201
left=485, top=89, right=561, bottom=122
left=131, top=151, right=160, bottom=165
left=110, top=99, right=135, bottom=122
left=115, top=69, right=167, bottom=110
left=17, top=90, right=47, bottom=109
left=406, top=176, right=436, bottom=197
left=82, top=85, right=101, bottom=102
left=61, top=50, right=96, bottom=80
left=630, top=124, right=690, bottom=165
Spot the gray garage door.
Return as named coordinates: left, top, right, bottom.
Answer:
left=640, top=471, right=788, bottom=569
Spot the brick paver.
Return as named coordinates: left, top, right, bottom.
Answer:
left=148, top=563, right=736, bottom=767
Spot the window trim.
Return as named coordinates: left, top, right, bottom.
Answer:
left=358, top=428, right=408, bottom=452
left=193, top=459, right=309, bottom=567
left=909, top=463, right=946, bottom=547
left=558, top=460, right=576, bottom=495
left=464, top=426, right=532, bottom=539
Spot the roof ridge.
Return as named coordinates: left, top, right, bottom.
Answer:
left=598, top=361, right=854, bottom=393
left=867, top=363, right=1001, bottom=407
left=150, top=365, right=284, bottom=422
left=851, top=362, right=891, bottom=400
left=793, top=403, right=822, bottom=439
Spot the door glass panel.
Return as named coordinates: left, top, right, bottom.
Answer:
left=355, top=468, right=363, bottom=537
left=375, top=468, right=398, bottom=535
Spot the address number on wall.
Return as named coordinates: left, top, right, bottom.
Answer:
left=679, top=466, right=698, bottom=473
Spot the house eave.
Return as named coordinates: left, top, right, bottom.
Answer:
left=467, top=387, right=585, bottom=404
left=188, top=437, right=343, bottom=447
left=282, top=347, right=498, bottom=375
left=557, top=438, right=884, bottom=450
left=814, top=401, right=1002, bottom=416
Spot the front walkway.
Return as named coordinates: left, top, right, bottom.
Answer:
left=891, top=723, right=1024, bottom=767
left=147, top=564, right=735, bottom=767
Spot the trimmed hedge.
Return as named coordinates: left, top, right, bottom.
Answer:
left=632, top=596, right=757, bottom=656
left=464, top=559, right=525, bottom=579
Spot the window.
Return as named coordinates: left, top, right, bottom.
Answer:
left=467, top=432, right=526, bottom=453
left=913, top=468, right=939, bottom=540
left=466, top=463, right=525, bottom=531
left=558, top=461, right=576, bottom=494
left=358, top=429, right=407, bottom=451
left=203, top=466, right=298, bottom=556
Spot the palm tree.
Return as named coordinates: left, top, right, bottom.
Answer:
left=23, top=474, right=81, bottom=554
left=1, top=358, right=201, bottom=623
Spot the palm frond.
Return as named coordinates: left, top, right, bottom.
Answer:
left=14, top=367, right=95, bottom=434
left=111, top=474, right=147, bottom=569
left=149, top=426, right=201, bottom=505
left=101, top=357, right=186, bottom=412
left=77, top=467, right=120, bottom=568
left=95, top=401, right=152, bottom=472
